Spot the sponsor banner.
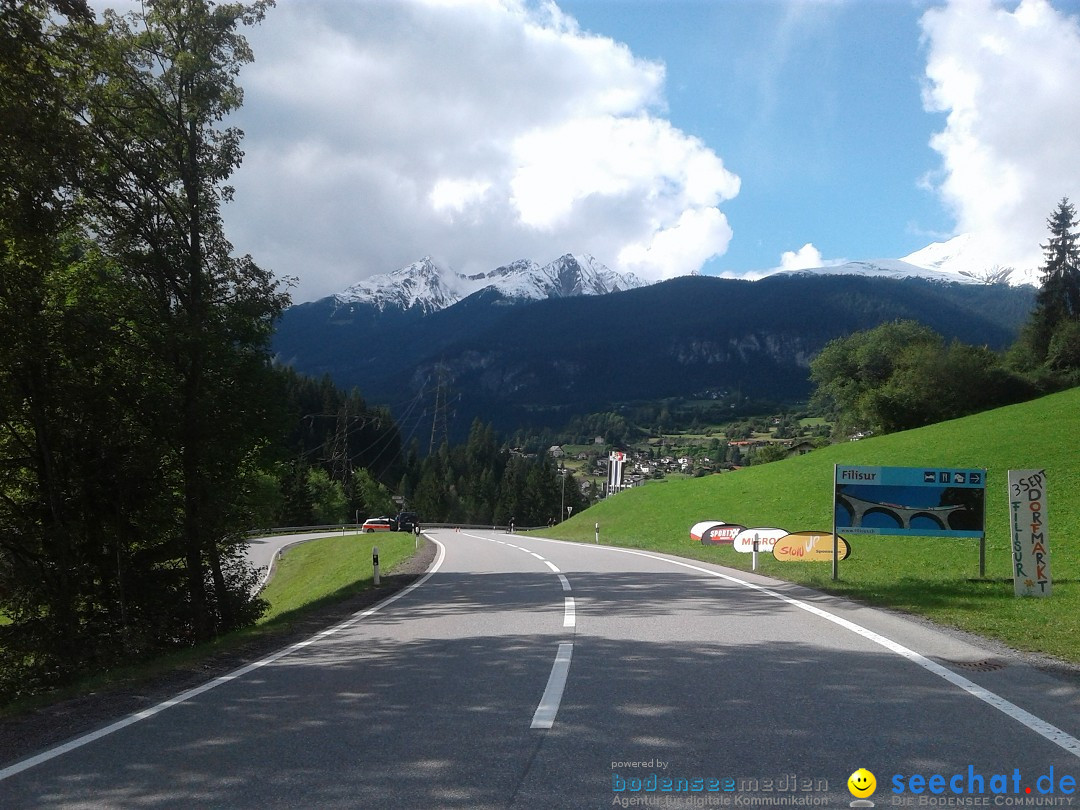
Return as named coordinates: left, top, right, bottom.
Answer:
left=732, top=528, right=788, bottom=553
left=701, top=524, right=746, bottom=545
left=773, top=531, right=850, bottom=562
left=1009, top=469, right=1051, bottom=597
left=608, top=452, right=625, bottom=495
left=689, top=521, right=725, bottom=543
left=834, top=464, right=985, bottom=538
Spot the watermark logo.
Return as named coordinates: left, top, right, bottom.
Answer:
left=890, top=765, right=1076, bottom=800
left=849, top=768, right=877, bottom=807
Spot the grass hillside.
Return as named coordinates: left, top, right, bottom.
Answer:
left=543, top=386, right=1080, bottom=663
left=258, top=532, right=418, bottom=622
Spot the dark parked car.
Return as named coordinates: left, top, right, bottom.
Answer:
left=395, top=511, right=419, bottom=532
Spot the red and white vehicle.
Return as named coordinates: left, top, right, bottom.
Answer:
left=361, top=516, right=397, bottom=533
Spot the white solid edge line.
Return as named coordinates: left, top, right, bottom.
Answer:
left=524, top=535, right=1080, bottom=760
left=564, top=597, right=576, bottom=628
left=531, top=642, right=574, bottom=729
left=0, top=538, right=448, bottom=783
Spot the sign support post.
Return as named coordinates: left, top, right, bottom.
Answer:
left=832, top=464, right=839, bottom=581
left=979, top=468, right=987, bottom=578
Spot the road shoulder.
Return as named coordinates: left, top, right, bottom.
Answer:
left=0, top=537, right=438, bottom=768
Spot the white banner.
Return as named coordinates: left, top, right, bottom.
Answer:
left=607, top=452, right=624, bottom=495
left=732, top=528, right=788, bottom=553
left=1008, top=469, right=1051, bottom=597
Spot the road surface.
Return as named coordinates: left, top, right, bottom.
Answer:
left=244, top=530, right=356, bottom=590
left=2, top=528, right=1079, bottom=808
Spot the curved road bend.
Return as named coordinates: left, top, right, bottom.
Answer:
left=1, top=528, right=1079, bottom=808
left=245, top=530, right=358, bottom=591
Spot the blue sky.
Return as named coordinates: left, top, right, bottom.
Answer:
left=556, top=0, right=953, bottom=274
left=207, top=0, right=1080, bottom=301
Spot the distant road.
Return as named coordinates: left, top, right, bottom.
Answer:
left=3, top=529, right=1080, bottom=808
left=244, top=529, right=354, bottom=590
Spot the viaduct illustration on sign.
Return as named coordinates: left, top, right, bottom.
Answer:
left=834, top=491, right=970, bottom=531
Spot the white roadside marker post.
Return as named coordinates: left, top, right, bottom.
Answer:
left=373, top=546, right=380, bottom=586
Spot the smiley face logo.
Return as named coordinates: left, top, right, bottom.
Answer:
left=848, top=768, right=876, bottom=798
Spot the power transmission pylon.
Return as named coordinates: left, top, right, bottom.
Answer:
left=429, top=365, right=450, bottom=455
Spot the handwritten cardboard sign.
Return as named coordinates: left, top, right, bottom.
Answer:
left=1009, top=469, right=1051, bottom=597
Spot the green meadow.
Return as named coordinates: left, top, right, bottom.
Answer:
left=540, top=387, right=1080, bottom=663
left=0, top=532, right=419, bottom=715
left=258, top=531, right=419, bottom=622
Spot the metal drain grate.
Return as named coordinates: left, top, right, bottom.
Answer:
left=948, top=658, right=1008, bottom=672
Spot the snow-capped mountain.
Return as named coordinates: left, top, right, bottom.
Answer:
left=900, top=235, right=1042, bottom=286
left=769, top=234, right=1042, bottom=287
left=773, top=257, right=976, bottom=284
left=336, top=254, right=647, bottom=313
left=338, top=257, right=464, bottom=314
left=334, top=235, right=1041, bottom=318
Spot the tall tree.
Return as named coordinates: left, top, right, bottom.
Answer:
left=87, top=0, right=285, bottom=642
left=0, top=0, right=102, bottom=686
left=1019, top=198, right=1080, bottom=367
left=809, top=320, right=940, bottom=435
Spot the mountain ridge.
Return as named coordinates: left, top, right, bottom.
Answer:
left=273, top=273, right=1037, bottom=440
left=334, top=252, right=647, bottom=314
left=772, top=234, right=1041, bottom=287
left=320, top=232, right=1040, bottom=317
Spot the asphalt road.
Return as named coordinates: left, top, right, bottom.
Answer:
left=3, top=528, right=1080, bottom=809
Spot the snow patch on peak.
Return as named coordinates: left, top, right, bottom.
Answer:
left=774, top=258, right=976, bottom=284
left=902, top=234, right=976, bottom=272
left=766, top=234, right=1041, bottom=287
left=902, top=234, right=1040, bottom=287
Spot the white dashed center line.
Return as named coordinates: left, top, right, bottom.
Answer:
left=531, top=642, right=574, bottom=729
left=467, top=531, right=577, bottom=730
left=563, top=597, right=576, bottom=628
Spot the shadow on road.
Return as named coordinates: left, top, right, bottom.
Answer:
left=3, top=565, right=1073, bottom=808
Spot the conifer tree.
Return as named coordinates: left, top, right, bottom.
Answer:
left=1024, top=198, right=1080, bottom=365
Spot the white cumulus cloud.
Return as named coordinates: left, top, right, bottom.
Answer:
left=619, top=208, right=735, bottom=279
left=921, top=0, right=1080, bottom=273
left=224, top=0, right=740, bottom=300
left=779, top=243, right=826, bottom=271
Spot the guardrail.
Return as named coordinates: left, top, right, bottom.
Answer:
left=246, top=522, right=549, bottom=593
left=244, top=524, right=359, bottom=537
left=245, top=522, right=545, bottom=537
